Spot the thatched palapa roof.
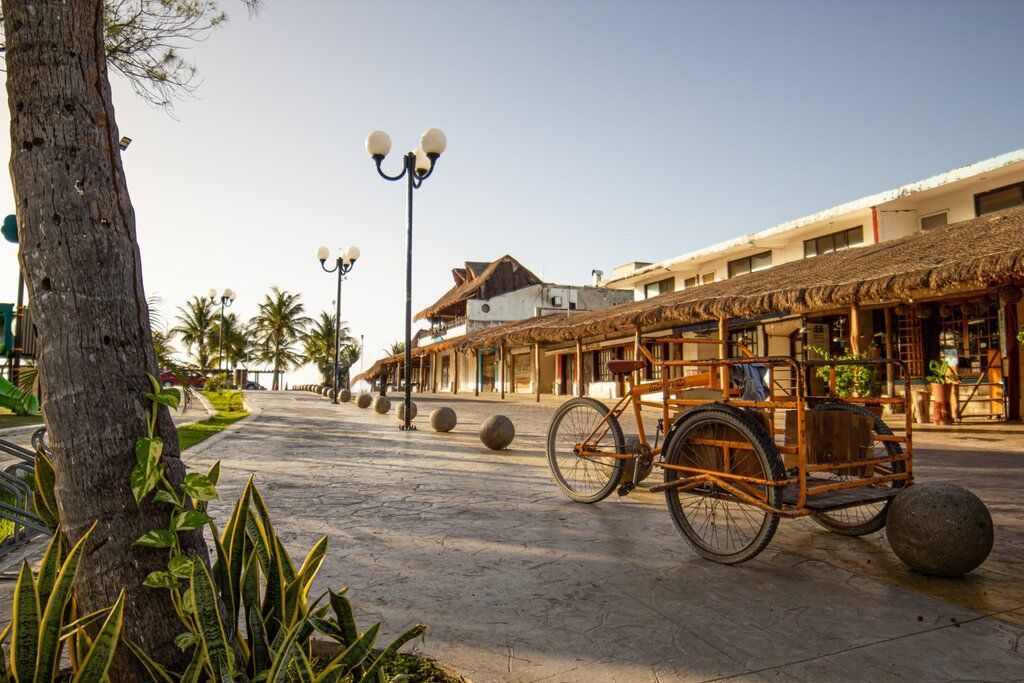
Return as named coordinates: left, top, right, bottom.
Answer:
left=452, top=207, right=1024, bottom=350
left=414, top=255, right=542, bottom=322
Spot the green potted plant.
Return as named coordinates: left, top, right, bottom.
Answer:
left=807, top=346, right=884, bottom=414
left=926, top=359, right=959, bottom=424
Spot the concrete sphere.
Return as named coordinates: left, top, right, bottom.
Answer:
left=887, top=483, right=993, bottom=577
left=320, top=386, right=330, bottom=396
left=430, top=407, right=457, bottom=432
left=356, top=393, right=372, bottom=409
left=373, top=395, right=392, bottom=414
left=397, top=401, right=417, bottom=422
left=338, top=388, right=352, bottom=403
left=480, top=415, right=515, bottom=450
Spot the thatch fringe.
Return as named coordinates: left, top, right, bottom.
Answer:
left=455, top=207, right=1024, bottom=350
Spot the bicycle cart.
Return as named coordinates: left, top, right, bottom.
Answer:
left=546, top=335, right=913, bottom=564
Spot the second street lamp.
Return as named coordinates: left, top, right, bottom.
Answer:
left=366, top=127, right=447, bottom=430
left=318, top=245, right=360, bottom=404
left=208, top=288, right=235, bottom=379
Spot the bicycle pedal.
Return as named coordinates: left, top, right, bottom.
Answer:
left=617, top=483, right=636, bottom=497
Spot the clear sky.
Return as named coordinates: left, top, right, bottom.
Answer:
left=2, top=0, right=1023, bottom=386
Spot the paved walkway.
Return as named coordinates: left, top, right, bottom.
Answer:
left=185, top=391, right=1024, bottom=682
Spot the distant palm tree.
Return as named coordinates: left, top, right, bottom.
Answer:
left=337, top=341, right=362, bottom=389
left=303, top=311, right=352, bottom=385
left=383, top=340, right=405, bottom=356
left=209, top=311, right=249, bottom=377
left=172, top=295, right=216, bottom=369
left=249, top=287, right=311, bottom=390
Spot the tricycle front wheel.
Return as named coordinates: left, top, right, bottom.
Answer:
left=546, top=397, right=625, bottom=503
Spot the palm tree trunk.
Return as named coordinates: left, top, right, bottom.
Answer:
left=2, top=0, right=208, bottom=675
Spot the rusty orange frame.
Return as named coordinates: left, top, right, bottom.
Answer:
left=572, top=336, right=914, bottom=518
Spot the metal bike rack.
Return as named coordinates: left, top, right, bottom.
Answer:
left=0, top=432, right=51, bottom=556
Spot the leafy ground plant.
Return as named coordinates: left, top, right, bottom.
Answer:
left=0, top=526, right=125, bottom=680
left=129, top=374, right=428, bottom=680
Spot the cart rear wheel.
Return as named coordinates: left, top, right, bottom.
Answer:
left=810, top=402, right=907, bottom=536
left=547, top=397, right=625, bottom=503
left=663, top=406, right=784, bottom=565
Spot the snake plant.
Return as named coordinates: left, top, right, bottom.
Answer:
left=0, top=526, right=125, bottom=682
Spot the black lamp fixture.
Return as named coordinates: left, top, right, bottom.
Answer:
left=318, top=245, right=360, bottom=404
left=365, top=128, right=447, bottom=430
left=208, top=288, right=236, bottom=377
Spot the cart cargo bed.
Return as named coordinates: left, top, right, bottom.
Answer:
left=782, top=479, right=899, bottom=511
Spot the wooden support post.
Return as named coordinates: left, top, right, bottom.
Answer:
left=884, top=306, right=895, bottom=403
left=1004, top=301, right=1021, bottom=420
left=534, top=342, right=541, bottom=403
left=718, top=317, right=729, bottom=392
left=453, top=353, right=459, bottom=395
left=432, top=352, right=438, bottom=393
left=849, top=303, right=861, bottom=356
left=474, top=351, right=480, bottom=396
left=576, top=339, right=584, bottom=396
left=418, top=356, right=424, bottom=393
left=499, top=343, right=506, bottom=399
left=633, top=327, right=642, bottom=386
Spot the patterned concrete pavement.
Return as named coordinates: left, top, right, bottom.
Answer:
left=185, top=391, right=1024, bottom=682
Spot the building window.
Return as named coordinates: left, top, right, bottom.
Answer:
left=683, top=276, right=698, bottom=288
left=643, top=276, right=675, bottom=299
left=803, top=226, right=863, bottom=258
left=920, top=212, right=948, bottom=230
left=729, top=329, right=759, bottom=358
left=975, top=182, right=1024, bottom=216
left=727, top=251, right=772, bottom=278
left=702, top=272, right=715, bottom=284
left=595, top=349, right=615, bottom=382
left=645, top=343, right=665, bottom=380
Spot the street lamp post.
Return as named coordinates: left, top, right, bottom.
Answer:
left=208, top=288, right=235, bottom=380
left=365, top=128, right=447, bottom=430
left=318, top=245, right=360, bottom=404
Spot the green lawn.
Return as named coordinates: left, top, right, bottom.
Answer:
left=177, top=390, right=250, bottom=451
left=0, top=408, right=43, bottom=431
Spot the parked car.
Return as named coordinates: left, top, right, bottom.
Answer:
left=160, top=370, right=206, bottom=388
left=242, top=381, right=266, bottom=391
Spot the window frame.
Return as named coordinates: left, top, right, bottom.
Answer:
left=803, top=226, right=863, bottom=258
left=643, top=276, right=675, bottom=299
left=727, top=251, right=772, bottom=278
left=974, top=182, right=1024, bottom=217
left=920, top=211, right=948, bottom=230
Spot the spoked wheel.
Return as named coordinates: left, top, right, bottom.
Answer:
left=663, top=406, right=784, bottom=564
left=547, top=397, right=625, bottom=503
left=810, top=402, right=907, bottom=536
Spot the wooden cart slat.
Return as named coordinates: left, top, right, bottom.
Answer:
left=781, top=479, right=899, bottom=511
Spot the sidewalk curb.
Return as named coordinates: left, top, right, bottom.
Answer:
left=182, top=393, right=260, bottom=462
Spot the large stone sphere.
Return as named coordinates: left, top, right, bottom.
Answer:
left=430, top=407, right=457, bottom=432
left=320, top=386, right=330, bottom=396
left=886, top=483, right=993, bottom=577
left=397, top=401, right=417, bottom=422
left=480, top=415, right=515, bottom=450
left=373, top=395, right=392, bottom=414
left=356, top=393, right=372, bottom=409
left=338, top=388, right=351, bottom=403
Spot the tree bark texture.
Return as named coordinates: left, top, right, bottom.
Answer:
left=3, top=0, right=208, bottom=675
